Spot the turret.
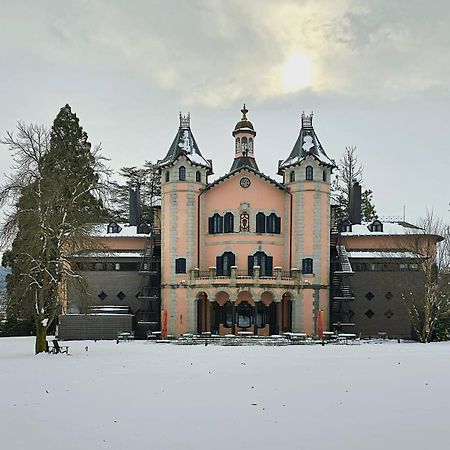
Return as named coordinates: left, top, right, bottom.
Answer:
left=230, top=105, right=259, bottom=172
left=156, top=113, right=212, bottom=335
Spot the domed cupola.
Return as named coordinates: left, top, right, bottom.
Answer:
left=230, top=104, right=259, bottom=172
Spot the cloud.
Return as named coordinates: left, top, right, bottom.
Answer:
left=1, top=0, right=449, bottom=107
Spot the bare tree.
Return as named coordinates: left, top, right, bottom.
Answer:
left=398, top=212, right=450, bottom=342
left=0, top=107, right=109, bottom=354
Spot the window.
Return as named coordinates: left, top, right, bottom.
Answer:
left=107, top=222, right=122, bottom=234
left=216, top=252, right=235, bottom=276
left=290, top=171, right=295, bottom=182
left=179, top=166, right=186, bottom=181
left=368, top=220, right=383, bottom=232
left=256, top=212, right=266, bottom=233
left=322, top=170, right=327, bottom=182
left=195, top=171, right=201, bottom=182
left=240, top=211, right=250, bottom=232
left=248, top=138, right=253, bottom=151
left=224, top=212, right=234, bottom=233
left=236, top=301, right=253, bottom=328
left=242, top=137, right=248, bottom=152
left=340, top=219, right=352, bottom=233
left=266, top=213, right=281, bottom=234
left=249, top=251, right=273, bottom=276
left=165, top=171, right=170, bottom=182
left=223, top=302, right=233, bottom=328
left=302, top=258, right=313, bottom=274
left=306, top=166, right=313, bottom=181
left=175, top=258, right=186, bottom=274
left=208, top=213, right=223, bottom=234
left=255, top=302, right=267, bottom=328
left=235, top=138, right=240, bottom=152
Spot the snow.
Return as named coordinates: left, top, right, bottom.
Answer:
left=72, top=251, right=143, bottom=258
left=341, top=222, right=421, bottom=236
left=348, top=251, right=421, bottom=259
left=90, top=223, right=150, bottom=238
left=1, top=337, right=450, bottom=450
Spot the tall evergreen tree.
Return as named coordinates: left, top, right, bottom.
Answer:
left=0, top=106, right=108, bottom=353
left=109, top=161, right=161, bottom=224
left=331, top=145, right=377, bottom=222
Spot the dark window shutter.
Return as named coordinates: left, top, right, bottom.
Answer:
left=216, top=255, right=223, bottom=276
left=218, top=215, right=224, bottom=233
left=224, top=212, right=234, bottom=233
left=266, top=256, right=273, bottom=276
left=248, top=255, right=254, bottom=276
left=276, top=216, right=281, bottom=234
left=230, top=252, right=236, bottom=268
left=256, top=212, right=265, bottom=233
left=208, top=217, right=214, bottom=234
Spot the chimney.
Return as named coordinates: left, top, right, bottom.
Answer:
left=349, top=181, right=362, bottom=224
left=128, top=181, right=140, bottom=226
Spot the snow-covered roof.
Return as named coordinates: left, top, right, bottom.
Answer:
left=341, top=222, right=423, bottom=237
left=348, top=251, right=422, bottom=259
left=278, top=113, right=336, bottom=173
left=90, top=223, right=151, bottom=238
left=72, top=251, right=143, bottom=259
left=204, top=165, right=288, bottom=193
left=156, top=113, right=213, bottom=174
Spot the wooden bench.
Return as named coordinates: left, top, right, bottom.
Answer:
left=48, top=339, right=69, bottom=354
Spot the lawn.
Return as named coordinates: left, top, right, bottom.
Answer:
left=1, top=337, right=449, bottom=450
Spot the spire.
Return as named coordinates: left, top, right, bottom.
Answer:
left=156, top=113, right=213, bottom=174
left=230, top=104, right=259, bottom=172
left=278, top=111, right=336, bottom=174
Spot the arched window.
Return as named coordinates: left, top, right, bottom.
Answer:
left=322, top=170, right=327, bottom=182
left=223, top=301, right=233, bottom=328
left=248, top=138, right=253, bottom=151
left=209, top=213, right=223, bottom=234
left=236, top=301, right=253, bottom=328
left=179, top=166, right=186, bottom=181
left=175, top=258, right=186, bottom=274
left=216, top=251, right=235, bottom=276
left=266, top=213, right=281, bottom=234
left=290, top=171, right=295, bottom=182
left=235, top=138, right=240, bottom=152
left=302, top=258, right=313, bottom=274
left=165, top=171, right=170, bottom=182
left=241, top=137, right=248, bottom=152
left=195, top=170, right=201, bottom=182
left=224, top=212, right=234, bottom=233
left=248, top=251, right=273, bottom=277
left=256, top=212, right=266, bottom=233
left=306, top=166, right=313, bottom=181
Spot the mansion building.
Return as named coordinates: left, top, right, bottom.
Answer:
left=62, top=107, right=430, bottom=340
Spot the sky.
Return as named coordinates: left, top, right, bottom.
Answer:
left=0, top=0, right=449, bottom=223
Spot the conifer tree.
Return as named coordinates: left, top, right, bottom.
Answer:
left=0, top=106, right=108, bottom=353
left=331, top=145, right=377, bottom=222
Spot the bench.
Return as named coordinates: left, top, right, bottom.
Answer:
left=48, top=339, right=69, bottom=354
left=117, top=332, right=135, bottom=342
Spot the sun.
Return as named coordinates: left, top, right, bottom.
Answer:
left=281, top=52, right=313, bottom=92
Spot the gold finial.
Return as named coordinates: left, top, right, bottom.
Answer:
left=241, top=104, right=248, bottom=119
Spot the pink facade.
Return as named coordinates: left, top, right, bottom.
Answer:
left=156, top=108, right=336, bottom=336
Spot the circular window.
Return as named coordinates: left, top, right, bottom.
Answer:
left=240, top=177, right=251, bottom=188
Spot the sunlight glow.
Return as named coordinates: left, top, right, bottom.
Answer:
left=281, top=52, right=313, bottom=91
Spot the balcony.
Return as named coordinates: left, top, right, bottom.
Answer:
left=188, top=266, right=311, bottom=288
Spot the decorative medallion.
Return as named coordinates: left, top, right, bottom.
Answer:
left=240, top=177, right=251, bottom=188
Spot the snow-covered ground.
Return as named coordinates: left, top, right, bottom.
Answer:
left=1, top=337, right=449, bottom=450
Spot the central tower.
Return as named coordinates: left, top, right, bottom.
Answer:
left=230, top=104, right=259, bottom=171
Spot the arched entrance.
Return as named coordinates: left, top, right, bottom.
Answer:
left=280, top=292, right=293, bottom=333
